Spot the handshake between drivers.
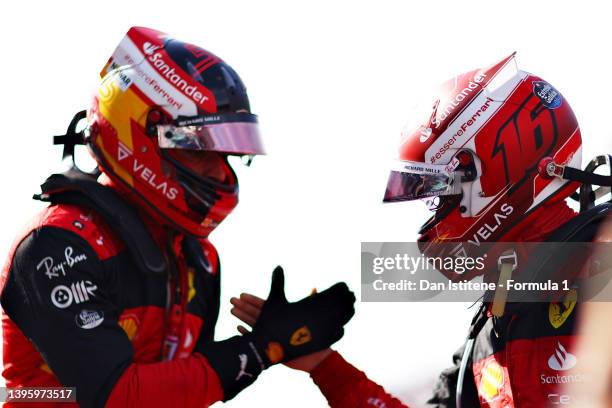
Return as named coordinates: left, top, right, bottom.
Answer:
left=197, top=266, right=355, bottom=400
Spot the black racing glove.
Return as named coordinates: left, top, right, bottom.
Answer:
left=198, top=266, right=355, bottom=400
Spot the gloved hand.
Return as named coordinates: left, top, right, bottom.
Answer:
left=198, top=266, right=355, bottom=400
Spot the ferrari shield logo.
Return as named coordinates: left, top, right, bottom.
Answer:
left=549, top=289, right=577, bottom=329
left=290, top=326, right=312, bottom=346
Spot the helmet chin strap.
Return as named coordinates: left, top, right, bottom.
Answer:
left=540, top=155, right=612, bottom=187
left=539, top=155, right=612, bottom=212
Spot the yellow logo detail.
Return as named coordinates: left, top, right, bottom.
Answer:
left=432, top=232, right=450, bottom=243
left=265, top=342, right=285, bottom=364
left=290, top=326, right=312, bottom=346
left=479, top=360, right=504, bottom=402
left=187, top=268, right=196, bottom=302
left=40, top=363, right=53, bottom=375
left=549, top=289, right=577, bottom=329
left=118, top=315, right=140, bottom=341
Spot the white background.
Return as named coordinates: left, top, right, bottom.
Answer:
left=1, top=1, right=611, bottom=407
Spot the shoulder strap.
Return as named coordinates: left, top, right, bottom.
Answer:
left=547, top=200, right=612, bottom=242
left=34, top=168, right=167, bottom=276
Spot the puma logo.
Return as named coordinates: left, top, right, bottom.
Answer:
left=235, top=354, right=254, bottom=381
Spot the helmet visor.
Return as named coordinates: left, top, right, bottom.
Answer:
left=157, top=113, right=265, bottom=155
left=383, top=161, right=461, bottom=202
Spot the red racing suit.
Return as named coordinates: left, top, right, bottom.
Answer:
left=309, top=201, right=606, bottom=407
left=1, top=199, right=227, bottom=407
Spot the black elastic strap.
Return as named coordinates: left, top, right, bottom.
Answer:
left=565, top=155, right=612, bottom=211
left=54, top=110, right=87, bottom=161
left=563, top=166, right=612, bottom=187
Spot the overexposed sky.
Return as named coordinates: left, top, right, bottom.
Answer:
left=1, top=1, right=611, bottom=406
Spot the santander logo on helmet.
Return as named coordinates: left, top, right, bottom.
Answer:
left=142, top=42, right=160, bottom=55
left=386, top=53, right=582, bottom=280
left=142, top=42, right=211, bottom=106
left=86, top=27, right=263, bottom=238
left=430, top=72, right=488, bottom=129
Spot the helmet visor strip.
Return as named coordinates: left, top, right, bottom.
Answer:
left=157, top=112, right=265, bottom=155
left=383, top=161, right=461, bottom=203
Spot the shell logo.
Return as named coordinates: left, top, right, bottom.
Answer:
left=479, top=360, right=504, bottom=402
left=119, top=315, right=140, bottom=341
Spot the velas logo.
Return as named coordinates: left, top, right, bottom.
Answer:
left=449, top=203, right=514, bottom=255
left=133, top=159, right=179, bottom=200
left=142, top=43, right=209, bottom=106
left=116, top=140, right=179, bottom=201
left=548, top=342, right=577, bottom=371
left=117, top=141, right=132, bottom=162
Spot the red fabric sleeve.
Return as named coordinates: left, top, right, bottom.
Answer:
left=310, top=351, right=409, bottom=407
left=106, top=353, right=224, bottom=408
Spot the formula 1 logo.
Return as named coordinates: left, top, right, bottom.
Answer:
left=50, top=281, right=98, bottom=309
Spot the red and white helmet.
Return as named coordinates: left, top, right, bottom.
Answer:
left=86, top=27, right=264, bottom=237
left=384, top=54, right=584, bottom=278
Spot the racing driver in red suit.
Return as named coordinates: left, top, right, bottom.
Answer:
left=0, top=27, right=356, bottom=407
left=232, top=54, right=612, bottom=407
